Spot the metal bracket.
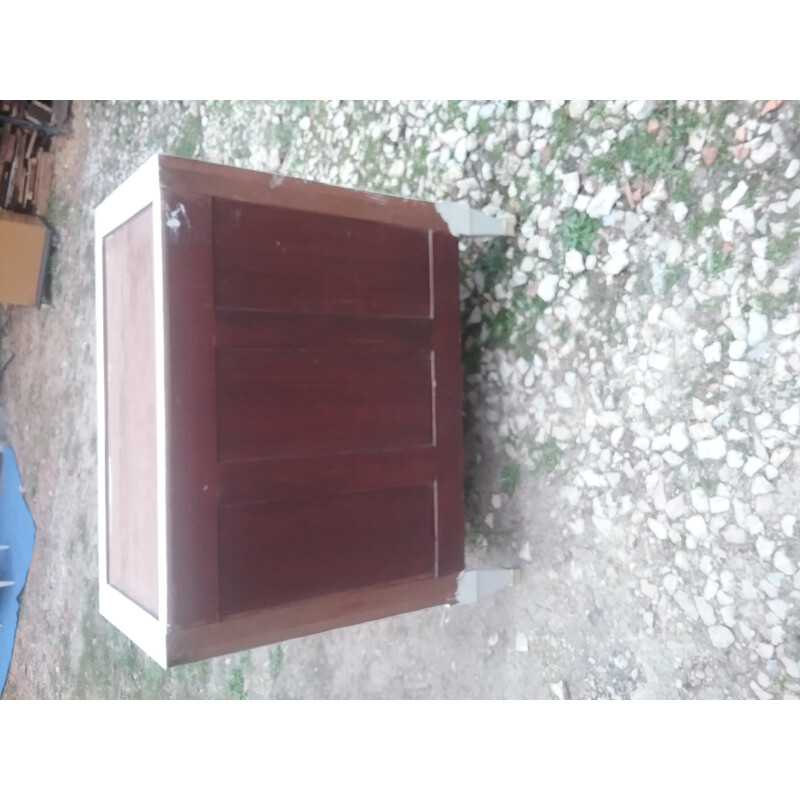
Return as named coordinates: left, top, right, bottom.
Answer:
left=455, top=568, right=520, bottom=605
left=434, top=201, right=515, bottom=237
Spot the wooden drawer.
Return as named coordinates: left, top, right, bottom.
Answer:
left=95, top=154, right=512, bottom=667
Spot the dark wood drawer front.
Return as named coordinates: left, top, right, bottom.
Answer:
left=213, top=199, right=431, bottom=317
left=218, top=484, right=435, bottom=614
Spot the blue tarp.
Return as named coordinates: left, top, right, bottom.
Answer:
left=0, top=447, right=36, bottom=697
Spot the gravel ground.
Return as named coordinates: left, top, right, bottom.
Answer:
left=2, top=99, right=799, bottom=699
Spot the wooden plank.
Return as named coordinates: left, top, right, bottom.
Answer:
left=213, top=199, right=431, bottom=318
left=102, top=205, right=159, bottom=616
left=215, top=308, right=433, bottom=353
left=167, top=573, right=458, bottom=666
left=430, top=231, right=466, bottom=576
left=219, top=446, right=437, bottom=506
left=52, top=100, right=70, bottom=126
left=216, top=349, right=434, bottom=461
left=162, top=190, right=220, bottom=628
left=218, top=483, right=436, bottom=615
left=35, top=151, right=54, bottom=213
left=160, top=155, right=452, bottom=234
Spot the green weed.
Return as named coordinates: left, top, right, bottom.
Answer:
left=591, top=101, right=699, bottom=193
left=686, top=207, right=722, bottom=239
left=172, top=113, right=203, bottom=158
left=269, top=645, right=284, bottom=680
left=501, top=462, right=521, bottom=495
left=560, top=209, right=602, bottom=255
left=227, top=667, right=248, bottom=700
left=703, top=245, right=734, bottom=277
left=767, top=232, right=800, bottom=266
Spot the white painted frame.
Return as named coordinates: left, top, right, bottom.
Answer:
left=95, top=154, right=168, bottom=667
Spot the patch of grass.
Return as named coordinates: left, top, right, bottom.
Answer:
left=754, top=292, right=793, bottom=317
left=591, top=101, right=699, bottom=193
left=485, top=307, right=518, bottom=348
left=172, top=113, right=203, bottom=158
left=527, top=437, right=563, bottom=477
left=703, top=244, right=734, bottom=277
left=46, top=193, right=69, bottom=228
left=550, top=109, right=578, bottom=155
left=501, top=462, right=521, bottom=495
left=662, top=265, right=684, bottom=293
left=686, top=207, right=722, bottom=239
left=767, top=232, right=800, bottom=266
left=227, top=667, right=248, bottom=700
left=553, top=320, right=571, bottom=341
left=269, top=645, right=284, bottom=680
left=560, top=209, right=602, bottom=255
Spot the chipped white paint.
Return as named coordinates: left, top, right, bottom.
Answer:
left=166, top=202, right=190, bottom=233
left=434, top=201, right=514, bottom=237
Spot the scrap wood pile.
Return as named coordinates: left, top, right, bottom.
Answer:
left=0, top=101, right=70, bottom=215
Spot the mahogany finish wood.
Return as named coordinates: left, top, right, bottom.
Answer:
left=96, top=155, right=468, bottom=666
left=103, top=204, right=159, bottom=617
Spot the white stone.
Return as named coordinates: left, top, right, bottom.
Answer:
left=568, top=100, right=590, bottom=120
left=515, top=632, right=529, bottom=653
left=767, top=599, right=789, bottom=621
left=743, top=456, right=766, bottom=477
left=672, top=202, right=688, bottom=224
left=709, top=626, right=735, bottom=649
left=722, top=525, right=747, bottom=545
left=603, top=252, right=630, bottom=276
left=516, top=100, right=532, bottom=122
left=722, top=181, right=749, bottom=211
left=564, top=249, right=585, bottom=274
left=751, top=140, right=778, bottom=165
left=780, top=405, right=800, bottom=427
left=537, top=274, right=560, bottom=302
left=532, top=106, right=553, bottom=128
left=757, top=642, right=775, bottom=659
left=453, top=137, right=468, bottom=164
left=586, top=186, right=621, bottom=219
left=686, top=515, right=708, bottom=538
left=627, top=100, right=657, bottom=120
left=789, top=189, right=800, bottom=210
left=752, top=475, right=775, bottom=495
left=753, top=257, right=770, bottom=281
left=674, top=590, right=699, bottom=621
left=562, top=172, right=580, bottom=196
left=709, top=496, right=730, bottom=514
left=669, top=423, right=690, bottom=452
left=774, top=550, right=795, bottom=575
left=748, top=310, right=769, bottom=346
left=690, top=488, right=709, bottom=513
left=695, top=597, right=716, bottom=626
left=666, top=495, right=687, bottom=520
left=703, top=341, right=722, bottom=364
left=728, top=340, right=747, bottom=360
left=515, top=140, right=531, bottom=158
left=644, top=396, right=662, bottom=417
left=648, top=518, right=668, bottom=540
left=774, top=314, right=800, bottom=336
left=554, top=387, right=572, bottom=408
left=629, top=386, right=646, bottom=405
left=781, top=515, right=796, bottom=537
left=519, top=541, right=532, bottom=563
left=719, top=218, right=735, bottom=242
left=785, top=159, right=800, bottom=179
left=537, top=238, right=553, bottom=259
left=491, top=494, right=503, bottom=509
left=697, top=436, right=726, bottom=460
left=550, top=680, right=568, bottom=700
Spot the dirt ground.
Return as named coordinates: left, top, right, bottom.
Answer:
left=2, top=100, right=798, bottom=699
